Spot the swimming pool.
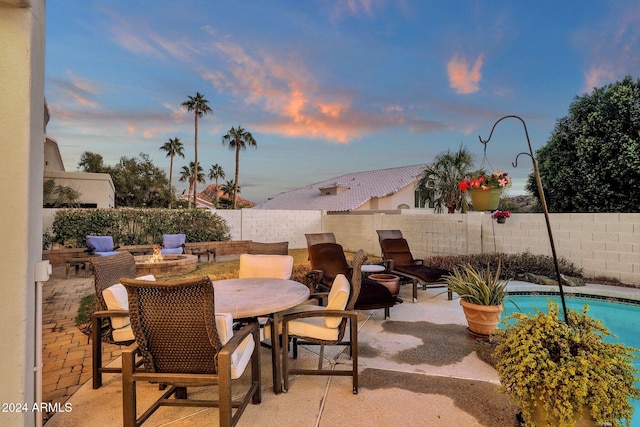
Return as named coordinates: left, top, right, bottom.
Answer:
left=503, top=293, right=640, bottom=426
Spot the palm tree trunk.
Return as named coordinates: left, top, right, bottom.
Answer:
left=233, top=145, right=240, bottom=209
left=192, top=113, right=199, bottom=208
left=168, top=154, right=174, bottom=209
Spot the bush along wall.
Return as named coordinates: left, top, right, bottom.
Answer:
left=52, top=208, right=231, bottom=248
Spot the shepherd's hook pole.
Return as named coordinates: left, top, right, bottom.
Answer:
left=479, top=115, right=569, bottom=323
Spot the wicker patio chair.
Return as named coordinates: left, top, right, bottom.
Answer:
left=120, top=276, right=261, bottom=427
left=89, top=251, right=137, bottom=389
left=281, top=249, right=366, bottom=395
left=376, top=230, right=451, bottom=302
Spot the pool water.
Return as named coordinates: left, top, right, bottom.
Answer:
left=503, top=294, right=640, bottom=426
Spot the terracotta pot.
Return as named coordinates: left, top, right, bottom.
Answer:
left=469, top=188, right=501, bottom=211
left=459, top=300, right=503, bottom=336
left=368, top=273, right=400, bottom=297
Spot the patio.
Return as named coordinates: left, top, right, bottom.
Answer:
left=41, top=262, right=640, bottom=426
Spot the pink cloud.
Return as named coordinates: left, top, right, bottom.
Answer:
left=447, top=54, right=484, bottom=94
left=583, top=66, right=615, bottom=93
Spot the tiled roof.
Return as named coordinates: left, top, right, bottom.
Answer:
left=254, top=164, right=427, bottom=212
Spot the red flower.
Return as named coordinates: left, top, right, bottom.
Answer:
left=459, top=179, right=469, bottom=191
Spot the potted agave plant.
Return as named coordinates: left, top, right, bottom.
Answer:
left=494, top=301, right=640, bottom=427
left=459, top=170, right=512, bottom=211
left=445, top=262, right=508, bottom=336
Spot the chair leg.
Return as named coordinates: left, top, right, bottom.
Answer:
left=122, top=348, right=137, bottom=427
left=350, top=317, right=359, bottom=394
left=318, top=345, right=324, bottom=370
left=91, top=316, right=102, bottom=389
left=412, top=278, right=418, bottom=303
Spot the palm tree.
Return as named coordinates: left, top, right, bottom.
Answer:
left=416, top=146, right=474, bottom=213
left=208, top=163, right=225, bottom=208
left=221, top=126, right=257, bottom=209
left=181, top=92, right=212, bottom=208
left=178, top=162, right=205, bottom=206
left=159, top=137, right=185, bottom=208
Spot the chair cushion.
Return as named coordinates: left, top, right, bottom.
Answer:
left=95, top=251, right=121, bottom=257
left=394, top=264, right=450, bottom=282
left=214, top=312, right=255, bottom=380
left=87, top=235, right=114, bottom=252
left=325, top=274, right=350, bottom=328
left=355, top=278, right=395, bottom=310
left=238, top=254, right=294, bottom=280
left=102, top=275, right=156, bottom=330
left=160, top=247, right=183, bottom=255
left=288, top=316, right=341, bottom=341
left=307, top=243, right=351, bottom=286
left=112, top=325, right=134, bottom=342
left=162, top=234, right=186, bottom=249
left=380, top=238, right=415, bottom=266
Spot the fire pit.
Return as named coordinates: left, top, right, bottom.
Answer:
left=134, top=251, right=198, bottom=276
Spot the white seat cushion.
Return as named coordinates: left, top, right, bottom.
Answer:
left=214, top=312, right=255, bottom=380
left=324, top=274, right=350, bottom=328
left=238, top=254, right=294, bottom=280
left=111, top=325, right=135, bottom=342
left=283, top=274, right=351, bottom=341
left=102, top=275, right=156, bottom=331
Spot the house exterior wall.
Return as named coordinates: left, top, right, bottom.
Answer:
left=353, top=182, right=417, bottom=211
left=1, top=2, right=46, bottom=425
left=44, top=137, right=65, bottom=171
left=43, top=171, right=115, bottom=208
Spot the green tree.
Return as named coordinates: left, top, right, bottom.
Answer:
left=77, top=151, right=106, bottom=173
left=159, top=137, right=185, bottom=208
left=527, top=76, right=640, bottom=212
left=221, top=126, right=257, bottom=209
left=110, top=153, right=173, bottom=207
left=43, top=179, right=81, bottom=207
left=181, top=92, right=213, bottom=208
left=416, top=146, right=474, bottom=213
left=208, top=163, right=225, bottom=208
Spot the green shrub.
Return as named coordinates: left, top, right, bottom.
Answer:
left=426, top=252, right=582, bottom=280
left=52, top=208, right=230, bottom=247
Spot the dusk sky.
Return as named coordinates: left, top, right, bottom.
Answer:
left=45, top=1, right=640, bottom=203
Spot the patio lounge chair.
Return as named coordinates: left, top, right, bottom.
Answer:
left=307, top=241, right=396, bottom=318
left=120, top=276, right=261, bottom=427
left=86, top=235, right=120, bottom=256
left=376, top=230, right=451, bottom=302
left=89, top=251, right=138, bottom=389
left=160, top=233, right=186, bottom=255
left=282, top=249, right=366, bottom=394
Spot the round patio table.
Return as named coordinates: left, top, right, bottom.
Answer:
left=212, top=278, right=310, bottom=394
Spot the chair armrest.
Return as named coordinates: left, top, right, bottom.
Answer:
left=382, top=259, right=395, bottom=270
left=91, top=309, right=129, bottom=319
left=85, top=248, right=95, bottom=256
left=414, top=259, right=424, bottom=265
left=282, top=309, right=358, bottom=323
left=218, top=322, right=259, bottom=358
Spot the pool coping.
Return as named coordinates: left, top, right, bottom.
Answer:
left=506, top=281, right=640, bottom=306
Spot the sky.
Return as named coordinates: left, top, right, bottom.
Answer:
left=44, top=0, right=640, bottom=203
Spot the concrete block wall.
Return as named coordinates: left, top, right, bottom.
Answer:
left=324, top=211, right=639, bottom=285
left=213, top=209, right=323, bottom=249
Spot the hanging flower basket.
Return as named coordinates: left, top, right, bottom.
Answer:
left=469, top=188, right=501, bottom=211
left=492, top=210, right=511, bottom=224
left=459, top=170, right=511, bottom=212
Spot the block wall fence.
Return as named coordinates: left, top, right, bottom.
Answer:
left=216, top=209, right=639, bottom=286
left=42, top=209, right=639, bottom=285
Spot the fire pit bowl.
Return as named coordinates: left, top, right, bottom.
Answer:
left=134, top=254, right=198, bottom=276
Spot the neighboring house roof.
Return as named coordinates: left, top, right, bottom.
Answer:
left=254, top=164, right=427, bottom=212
